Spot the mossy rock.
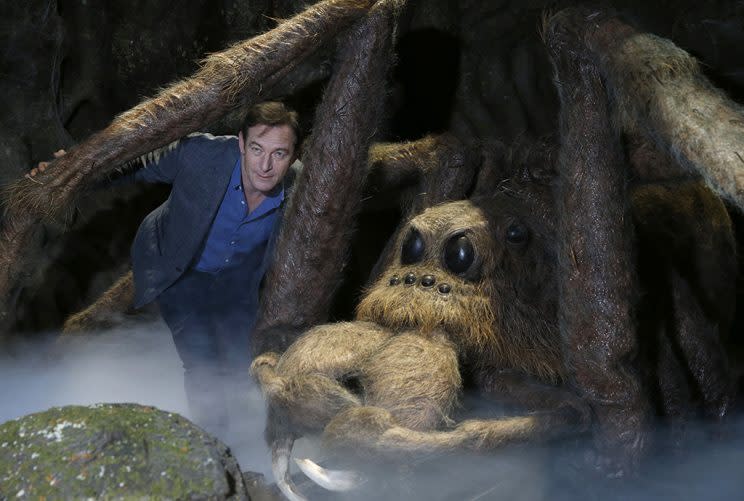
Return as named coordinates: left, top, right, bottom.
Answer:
left=0, top=403, right=250, bottom=499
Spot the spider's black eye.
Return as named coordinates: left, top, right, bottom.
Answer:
left=401, top=228, right=425, bottom=264
left=505, top=223, right=529, bottom=245
left=443, top=234, right=475, bottom=275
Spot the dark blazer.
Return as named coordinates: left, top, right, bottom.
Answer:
left=130, top=133, right=295, bottom=308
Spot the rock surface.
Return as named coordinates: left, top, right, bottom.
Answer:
left=0, top=403, right=250, bottom=499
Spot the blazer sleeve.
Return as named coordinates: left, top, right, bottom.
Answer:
left=133, top=133, right=212, bottom=184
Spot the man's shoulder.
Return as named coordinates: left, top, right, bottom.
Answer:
left=181, top=132, right=238, bottom=152
left=176, top=133, right=240, bottom=167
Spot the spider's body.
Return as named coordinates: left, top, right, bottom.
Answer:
left=253, top=152, right=735, bottom=466
left=1, top=3, right=742, bottom=498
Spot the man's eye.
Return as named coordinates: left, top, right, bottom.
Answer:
left=250, top=146, right=262, bottom=154
left=273, top=151, right=286, bottom=159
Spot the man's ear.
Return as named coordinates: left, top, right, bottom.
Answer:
left=238, top=130, right=245, bottom=155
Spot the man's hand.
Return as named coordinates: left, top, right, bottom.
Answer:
left=28, top=149, right=66, bottom=177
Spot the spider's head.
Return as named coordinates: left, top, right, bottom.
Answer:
left=356, top=189, right=564, bottom=382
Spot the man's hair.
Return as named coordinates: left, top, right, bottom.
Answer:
left=240, top=101, right=300, bottom=147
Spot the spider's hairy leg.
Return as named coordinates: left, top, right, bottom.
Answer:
left=631, top=174, right=737, bottom=431
left=253, top=321, right=394, bottom=501
left=369, top=134, right=480, bottom=212
left=365, top=134, right=478, bottom=214
left=252, top=0, right=406, bottom=355
left=545, top=10, right=650, bottom=476
left=0, top=0, right=377, bottom=331
left=579, top=8, right=741, bottom=456
left=317, top=339, right=585, bottom=459
left=474, top=368, right=592, bottom=424
left=586, top=15, right=744, bottom=209
left=251, top=322, right=392, bottom=436
left=321, top=404, right=584, bottom=456
left=60, top=270, right=135, bottom=335
left=305, top=403, right=583, bottom=493
left=6, top=0, right=378, bottom=215
left=669, top=269, right=735, bottom=421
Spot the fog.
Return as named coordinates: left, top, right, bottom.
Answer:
left=1, top=323, right=744, bottom=500
left=0, top=321, right=274, bottom=477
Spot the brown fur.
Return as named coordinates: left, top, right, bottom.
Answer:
left=357, top=200, right=564, bottom=383
left=252, top=0, right=404, bottom=354
left=61, top=271, right=135, bottom=335
left=585, top=16, right=744, bottom=208
left=253, top=10, right=737, bottom=480
left=546, top=10, right=650, bottom=473
left=3, top=2, right=735, bottom=483
left=252, top=188, right=583, bottom=456
left=256, top=324, right=461, bottom=436
left=4, top=0, right=375, bottom=220
left=366, top=133, right=479, bottom=213
left=322, top=406, right=545, bottom=455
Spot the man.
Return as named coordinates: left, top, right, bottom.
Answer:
left=135, top=101, right=299, bottom=435
left=34, top=101, right=300, bottom=436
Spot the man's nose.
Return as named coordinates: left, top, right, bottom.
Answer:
left=259, top=155, right=272, bottom=172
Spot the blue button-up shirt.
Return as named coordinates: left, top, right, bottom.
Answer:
left=194, top=159, right=284, bottom=272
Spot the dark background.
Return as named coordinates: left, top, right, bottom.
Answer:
left=1, top=0, right=743, bottom=335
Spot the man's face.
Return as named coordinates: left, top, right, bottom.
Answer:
left=239, top=124, right=297, bottom=196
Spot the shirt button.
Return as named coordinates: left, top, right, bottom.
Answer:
left=224, top=258, right=229, bottom=263
left=241, top=201, right=245, bottom=205
left=230, top=241, right=236, bottom=245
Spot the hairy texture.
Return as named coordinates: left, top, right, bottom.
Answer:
left=367, top=135, right=462, bottom=190
left=365, top=133, right=478, bottom=212
left=546, top=11, right=649, bottom=476
left=253, top=0, right=404, bottom=355
left=626, top=135, right=688, bottom=182
left=357, top=200, right=564, bottom=382
left=0, top=0, right=376, bottom=330
left=5, top=0, right=375, bottom=218
left=252, top=323, right=385, bottom=436
left=473, top=137, right=558, bottom=198
left=365, top=134, right=481, bottom=286
left=277, top=321, right=393, bottom=378
left=630, top=159, right=736, bottom=429
left=254, top=318, right=582, bottom=459
left=0, top=214, right=39, bottom=329
left=322, top=404, right=580, bottom=456
left=586, top=17, right=744, bottom=209
left=473, top=368, right=591, bottom=425
left=668, top=269, right=734, bottom=420
left=61, top=271, right=135, bottom=335
left=361, top=333, right=460, bottom=430
left=357, top=202, right=497, bottom=356
left=253, top=321, right=460, bottom=436
left=631, top=180, right=736, bottom=329
left=654, top=331, right=693, bottom=447
left=253, top=9, right=737, bottom=487
left=628, top=152, right=736, bottom=444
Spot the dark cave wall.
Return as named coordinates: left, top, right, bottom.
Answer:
left=1, top=0, right=743, bottom=333
left=1, top=0, right=280, bottom=172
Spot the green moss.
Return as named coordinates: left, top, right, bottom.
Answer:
left=0, top=404, right=246, bottom=499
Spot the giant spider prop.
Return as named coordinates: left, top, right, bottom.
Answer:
left=1, top=1, right=743, bottom=499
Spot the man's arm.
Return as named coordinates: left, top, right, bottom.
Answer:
left=129, top=137, right=190, bottom=184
